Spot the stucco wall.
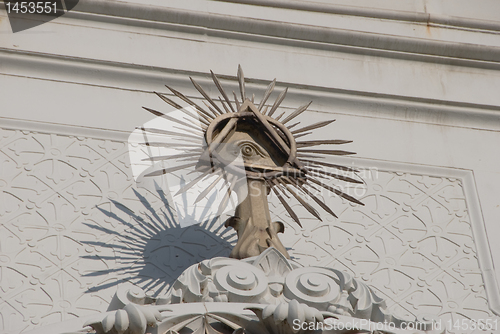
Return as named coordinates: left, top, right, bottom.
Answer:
left=1, top=1, right=500, bottom=333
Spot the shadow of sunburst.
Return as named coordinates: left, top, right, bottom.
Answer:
left=82, top=185, right=236, bottom=297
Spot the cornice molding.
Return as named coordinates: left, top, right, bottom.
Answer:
left=0, top=116, right=131, bottom=142
left=216, top=0, right=500, bottom=33
left=1, top=48, right=500, bottom=133
left=64, top=0, right=500, bottom=65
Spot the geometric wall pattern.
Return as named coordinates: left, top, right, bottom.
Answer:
left=0, top=126, right=497, bottom=333
left=278, top=169, right=497, bottom=334
left=0, top=127, right=235, bottom=333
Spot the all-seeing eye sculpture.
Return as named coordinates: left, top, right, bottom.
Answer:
left=142, top=65, right=364, bottom=260
left=38, top=67, right=436, bottom=334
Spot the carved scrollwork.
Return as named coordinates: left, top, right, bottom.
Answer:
left=164, top=247, right=420, bottom=328
left=166, top=257, right=271, bottom=304
left=283, top=267, right=342, bottom=310
left=20, top=248, right=435, bottom=333
left=85, top=284, right=162, bottom=334
left=85, top=303, right=162, bottom=334
left=107, top=284, right=156, bottom=311
left=213, top=262, right=269, bottom=303
left=249, top=299, right=328, bottom=334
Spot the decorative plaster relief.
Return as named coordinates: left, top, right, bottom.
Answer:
left=275, top=165, right=498, bottom=333
left=0, top=127, right=236, bottom=333
left=87, top=248, right=425, bottom=334
left=0, top=125, right=497, bottom=333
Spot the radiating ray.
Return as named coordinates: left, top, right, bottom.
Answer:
left=138, top=127, right=203, bottom=142
left=179, top=147, right=206, bottom=153
left=243, top=163, right=301, bottom=174
left=154, top=91, right=211, bottom=127
left=276, top=178, right=322, bottom=221
left=261, top=105, right=269, bottom=115
left=237, top=65, right=246, bottom=101
left=247, top=104, right=291, bottom=157
left=173, top=128, right=204, bottom=140
left=274, top=110, right=286, bottom=121
left=217, top=174, right=238, bottom=217
left=306, top=167, right=363, bottom=184
left=296, top=140, right=352, bottom=148
left=258, top=79, right=276, bottom=112
left=275, top=180, right=290, bottom=199
left=297, top=153, right=326, bottom=159
left=293, top=131, right=312, bottom=139
left=299, top=158, right=359, bottom=172
left=145, top=162, right=198, bottom=177
left=281, top=101, right=312, bottom=125
left=284, top=177, right=338, bottom=218
left=210, top=118, right=237, bottom=148
left=268, top=179, right=301, bottom=227
left=142, top=152, right=201, bottom=161
left=202, top=101, right=221, bottom=119
left=218, top=97, right=231, bottom=113
left=291, top=120, right=335, bottom=134
left=153, top=91, right=183, bottom=109
left=139, top=139, right=203, bottom=151
left=177, top=156, right=201, bottom=163
left=307, top=176, right=364, bottom=205
left=211, top=70, right=236, bottom=113
left=298, top=149, right=356, bottom=156
left=288, top=122, right=300, bottom=130
left=176, top=168, right=219, bottom=195
left=187, top=164, right=213, bottom=175
left=233, top=91, right=241, bottom=111
left=142, top=107, right=206, bottom=133
left=190, top=77, right=223, bottom=116
left=194, top=173, right=225, bottom=204
left=306, top=170, right=329, bottom=180
left=267, top=88, right=288, bottom=117
left=165, top=85, right=215, bottom=122
left=140, top=142, right=204, bottom=149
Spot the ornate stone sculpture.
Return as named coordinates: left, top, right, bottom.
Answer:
left=141, top=65, right=364, bottom=259
left=85, top=248, right=436, bottom=334
left=26, top=67, right=442, bottom=334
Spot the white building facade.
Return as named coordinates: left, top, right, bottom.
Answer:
left=1, top=1, right=500, bottom=333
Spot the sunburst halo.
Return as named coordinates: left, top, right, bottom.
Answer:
left=133, top=65, right=364, bottom=228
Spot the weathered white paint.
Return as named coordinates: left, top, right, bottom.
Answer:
left=1, top=0, right=499, bottom=332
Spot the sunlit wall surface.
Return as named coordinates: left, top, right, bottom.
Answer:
left=1, top=1, right=500, bottom=333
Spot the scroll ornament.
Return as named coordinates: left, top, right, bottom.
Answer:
left=86, top=248, right=438, bottom=334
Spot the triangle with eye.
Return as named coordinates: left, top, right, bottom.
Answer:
left=238, top=99, right=291, bottom=158
left=238, top=99, right=303, bottom=173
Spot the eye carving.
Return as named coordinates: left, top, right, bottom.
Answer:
left=237, top=141, right=267, bottom=158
